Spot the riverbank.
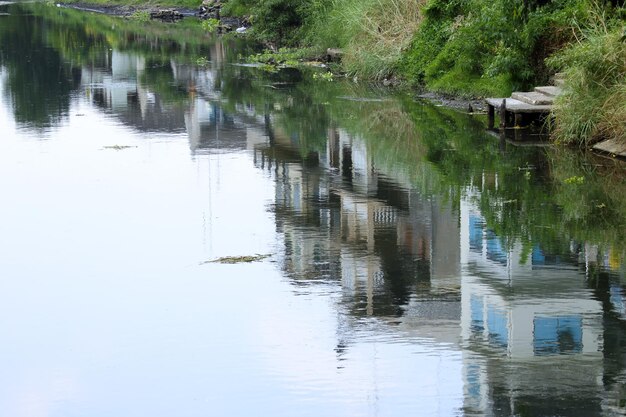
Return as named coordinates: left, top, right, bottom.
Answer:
left=54, top=0, right=626, bottom=148
left=221, top=0, right=625, bottom=147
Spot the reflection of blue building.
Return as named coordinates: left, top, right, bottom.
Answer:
left=459, top=191, right=605, bottom=416
left=533, top=316, right=583, bottom=355
left=461, top=194, right=602, bottom=357
left=610, top=285, right=626, bottom=317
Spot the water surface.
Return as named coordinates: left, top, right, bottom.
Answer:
left=2, top=3, right=626, bottom=416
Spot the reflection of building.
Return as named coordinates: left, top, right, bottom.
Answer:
left=184, top=99, right=266, bottom=153
left=459, top=191, right=605, bottom=416
left=254, top=124, right=463, bottom=342
left=79, top=47, right=264, bottom=153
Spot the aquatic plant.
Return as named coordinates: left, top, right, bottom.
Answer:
left=201, top=18, right=220, bottom=33
left=312, top=71, right=333, bottom=81
left=129, top=10, right=150, bottom=22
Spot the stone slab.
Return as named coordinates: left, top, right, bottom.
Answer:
left=534, top=86, right=562, bottom=97
left=592, top=139, right=626, bottom=157
left=485, top=98, right=552, bottom=113
left=511, top=91, right=555, bottom=105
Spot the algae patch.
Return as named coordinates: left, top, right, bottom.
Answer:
left=103, top=145, right=137, bottom=150
left=202, top=254, right=272, bottom=264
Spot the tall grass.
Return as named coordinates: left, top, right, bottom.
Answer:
left=307, top=0, right=425, bottom=79
left=548, top=14, right=626, bottom=145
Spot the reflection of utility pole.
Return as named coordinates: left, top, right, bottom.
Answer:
left=264, top=104, right=275, bottom=173
left=264, top=104, right=274, bottom=144
left=213, top=103, right=221, bottom=189
left=328, top=127, right=340, bottom=169
left=207, top=147, right=213, bottom=254
left=334, top=310, right=349, bottom=366
left=367, top=202, right=375, bottom=316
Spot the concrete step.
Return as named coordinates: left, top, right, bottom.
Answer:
left=534, top=86, right=562, bottom=97
left=485, top=98, right=552, bottom=113
left=593, top=139, right=626, bottom=158
left=511, top=91, right=555, bottom=106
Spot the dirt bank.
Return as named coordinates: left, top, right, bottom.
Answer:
left=59, top=2, right=196, bottom=16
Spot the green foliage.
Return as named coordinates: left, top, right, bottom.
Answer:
left=201, top=18, right=220, bottom=32
left=312, top=71, right=333, bottom=81
left=400, top=0, right=588, bottom=96
left=305, top=0, right=425, bottom=79
left=547, top=6, right=626, bottom=145
left=226, top=0, right=423, bottom=78
left=129, top=10, right=150, bottom=22
left=195, top=56, right=209, bottom=65
left=225, top=0, right=314, bottom=45
left=564, top=175, right=585, bottom=184
left=221, top=1, right=249, bottom=16
left=228, top=0, right=610, bottom=96
left=247, top=47, right=311, bottom=66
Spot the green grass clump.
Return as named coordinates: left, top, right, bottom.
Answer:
left=201, top=18, right=220, bottom=32
left=306, top=0, right=425, bottom=79
left=548, top=10, right=626, bottom=145
left=129, top=10, right=150, bottom=22
left=246, top=47, right=317, bottom=69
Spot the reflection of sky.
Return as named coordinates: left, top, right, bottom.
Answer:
left=0, top=92, right=464, bottom=416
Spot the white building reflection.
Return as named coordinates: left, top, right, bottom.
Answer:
left=253, top=120, right=626, bottom=415
left=77, top=46, right=268, bottom=153
left=458, top=189, right=606, bottom=415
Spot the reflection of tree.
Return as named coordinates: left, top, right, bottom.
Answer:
left=0, top=12, right=81, bottom=129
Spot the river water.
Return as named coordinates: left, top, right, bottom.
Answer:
left=2, top=3, right=626, bottom=416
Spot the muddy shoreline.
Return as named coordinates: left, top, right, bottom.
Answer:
left=58, top=2, right=196, bottom=16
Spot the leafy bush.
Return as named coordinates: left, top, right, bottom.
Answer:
left=224, top=0, right=317, bottom=45
left=201, top=18, right=220, bottom=32
left=400, top=0, right=586, bottom=96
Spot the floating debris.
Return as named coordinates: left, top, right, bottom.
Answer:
left=103, top=145, right=136, bottom=150
left=336, top=96, right=391, bottom=102
left=201, top=254, right=272, bottom=264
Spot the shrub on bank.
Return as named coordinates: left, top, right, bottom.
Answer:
left=548, top=12, right=626, bottom=145
left=225, top=0, right=424, bottom=78
left=223, top=0, right=317, bottom=45
left=399, top=0, right=587, bottom=96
